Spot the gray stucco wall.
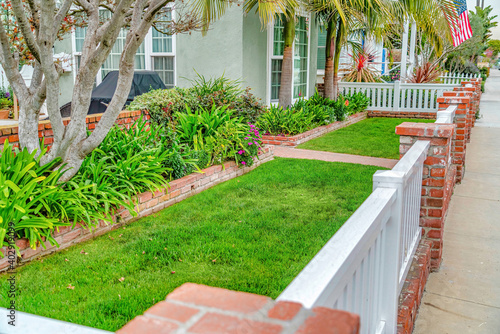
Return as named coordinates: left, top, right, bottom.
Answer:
left=242, top=13, right=268, bottom=102
left=54, top=36, right=75, bottom=107
left=175, top=6, right=244, bottom=89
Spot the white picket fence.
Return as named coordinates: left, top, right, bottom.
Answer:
left=440, top=72, right=480, bottom=85
left=339, top=81, right=458, bottom=112
left=278, top=104, right=459, bottom=334
left=277, top=142, right=432, bottom=334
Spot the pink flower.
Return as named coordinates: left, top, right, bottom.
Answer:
left=238, top=150, right=244, bottom=155
left=248, top=142, right=253, bottom=145
left=241, top=161, right=246, bottom=165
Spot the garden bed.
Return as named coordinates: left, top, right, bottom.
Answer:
left=0, top=146, right=274, bottom=270
left=0, top=158, right=384, bottom=331
left=261, top=111, right=367, bottom=147
left=297, top=118, right=435, bottom=159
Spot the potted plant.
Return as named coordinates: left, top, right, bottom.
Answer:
left=0, top=97, right=13, bottom=119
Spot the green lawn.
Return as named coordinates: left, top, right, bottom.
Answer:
left=0, top=158, right=384, bottom=331
left=297, top=117, right=435, bottom=159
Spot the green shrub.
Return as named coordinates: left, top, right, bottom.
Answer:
left=127, top=88, right=196, bottom=126
left=344, top=92, right=370, bottom=115
left=127, top=74, right=266, bottom=124
left=257, top=105, right=317, bottom=136
left=0, top=141, right=129, bottom=254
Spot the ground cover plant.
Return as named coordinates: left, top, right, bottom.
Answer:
left=297, top=118, right=435, bottom=159
left=0, top=158, right=385, bottom=331
left=257, top=92, right=370, bottom=136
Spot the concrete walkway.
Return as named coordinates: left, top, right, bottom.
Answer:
left=273, top=146, right=398, bottom=169
left=413, top=69, right=500, bottom=333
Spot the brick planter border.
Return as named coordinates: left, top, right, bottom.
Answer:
left=0, top=147, right=274, bottom=271
left=261, top=111, right=368, bottom=147
left=367, top=110, right=437, bottom=119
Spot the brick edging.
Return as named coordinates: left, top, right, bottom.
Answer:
left=367, top=110, right=437, bottom=119
left=0, top=146, right=275, bottom=270
left=261, top=111, right=368, bottom=147
left=398, top=240, right=432, bottom=334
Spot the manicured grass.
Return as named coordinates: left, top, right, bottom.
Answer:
left=0, top=158, right=385, bottom=331
left=297, top=117, right=435, bottom=159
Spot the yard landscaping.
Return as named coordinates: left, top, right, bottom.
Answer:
left=297, top=117, right=435, bottom=159
left=0, top=158, right=384, bottom=331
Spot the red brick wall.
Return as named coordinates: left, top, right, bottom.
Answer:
left=0, top=110, right=148, bottom=149
left=396, top=122, right=456, bottom=270
left=0, top=147, right=275, bottom=270
left=398, top=240, right=432, bottom=334
left=117, top=283, right=360, bottom=334
left=261, top=111, right=367, bottom=147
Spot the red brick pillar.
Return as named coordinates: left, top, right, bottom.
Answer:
left=461, top=79, right=482, bottom=126
left=436, top=95, right=471, bottom=183
left=452, top=87, right=476, bottom=142
left=396, top=123, right=456, bottom=270
left=117, top=283, right=361, bottom=334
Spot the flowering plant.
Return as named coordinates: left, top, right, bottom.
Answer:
left=236, top=123, right=262, bottom=167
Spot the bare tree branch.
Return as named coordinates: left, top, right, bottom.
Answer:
left=10, top=0, right=42, bottom=63
left=53, top=0, right=74, bottom=36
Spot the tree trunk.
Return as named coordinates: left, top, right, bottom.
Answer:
left=18, top=102, right=41, bottom=154
left=279, top=14, right=295, bottom=108
left=332, top=21, right=344, bottom=100
left=323, top=19, right=336, bottom=100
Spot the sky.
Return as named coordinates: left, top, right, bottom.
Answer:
left=467, top=0, right=500, bottom=39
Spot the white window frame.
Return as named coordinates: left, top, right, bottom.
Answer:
left=71, top=4, right=176, bottom=87
left=266, top=12, right=311, bottom=106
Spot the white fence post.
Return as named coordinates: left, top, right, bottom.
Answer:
left=393, top=80, right=401, bottom=111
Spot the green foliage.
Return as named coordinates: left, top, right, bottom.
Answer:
left=257, top=92, right=370, bottom=136
left=0, top=141, right=128, bottom=254
left=127, top=74, right=266, bottom=124
left=126, top=88, right=196, bottom=127
left=0, top=98, right=13, bottom=109
left=0, top=158, right=382, bottom=331
left=175, top=105, right=261, bottom=166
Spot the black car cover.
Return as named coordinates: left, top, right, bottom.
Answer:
left=60, top=70, right=166, bottom=117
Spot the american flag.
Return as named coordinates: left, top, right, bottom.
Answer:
left=445, top=0, right=473, bottom=47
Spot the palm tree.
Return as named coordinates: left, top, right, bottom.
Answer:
left=310, top=0, right=389, bottom=99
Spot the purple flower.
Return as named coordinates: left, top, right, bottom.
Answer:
left=5, top=92, right=10, bottom=98
left=248, top=142, right=253, bottom=145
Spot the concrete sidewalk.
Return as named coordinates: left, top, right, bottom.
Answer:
left=413, top=70, right=500, bottom=333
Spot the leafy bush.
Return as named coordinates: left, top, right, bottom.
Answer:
left=0, top=141, right=129, bottom=254
left=175, top=104, right=259, bottom=165
left=127, top=74, right=266, bottom=124
left=236, top=123, right=262, bottom=167
left=343, top=92, right=370, bottom=115
left=257, top=105, right=316, bottom=136
left=127, top=88, right=196, bottom=126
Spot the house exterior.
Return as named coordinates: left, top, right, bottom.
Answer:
left=2, top=4, right=387, bottom=109
left=51, top=5, right=319, bottom=108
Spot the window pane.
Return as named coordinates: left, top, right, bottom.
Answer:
left=293, top=17, right=308, bottom=98
left=153, top=56, right=175, bottom=88
left=273, top=14, right=286, bottom=56
left=271, top=59, right=282, bottom=101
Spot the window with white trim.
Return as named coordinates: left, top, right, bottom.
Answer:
left=72, top=7, right=175, bottom=87
left=269, top=14, right=309, bottom=103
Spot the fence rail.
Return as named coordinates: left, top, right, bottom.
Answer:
left=278, top=140, right=431, bottom=334
left=339, top=81, right=458, bottom=113
left=440, top=72, right=480, bottom=85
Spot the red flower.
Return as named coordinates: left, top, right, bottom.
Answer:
left=344, top=100, right=349, bottom=107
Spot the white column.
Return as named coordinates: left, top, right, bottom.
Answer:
left=400, top=20, right=409, bottom=82
left=408, top=20, right=417, bottom=75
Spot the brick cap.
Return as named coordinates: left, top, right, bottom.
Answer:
left=396, top=122, right=455, bottom=138
left=118, top=283, right=361, bottom=334
left=436, top=96, right=471, bottom=104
